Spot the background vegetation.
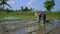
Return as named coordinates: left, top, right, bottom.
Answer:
left=0, top=9, right=60, bottom=20
left=0, top=0, right=60, bottom=20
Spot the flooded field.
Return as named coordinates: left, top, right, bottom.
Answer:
left=0, top=16, right=60, bottom=34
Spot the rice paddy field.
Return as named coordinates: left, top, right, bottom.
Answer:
left=0, top=11, right=60, bottom=34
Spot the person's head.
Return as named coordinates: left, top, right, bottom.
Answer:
left=35, top=9, right=42, bottom=16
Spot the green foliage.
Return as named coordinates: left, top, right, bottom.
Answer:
left=5, top=8, right=13, bottom=13
left=20, top=6, right=34, bottom=12
left=0, top=8, right=3, bottom=11
left=24, top=7, right=29, bottom=11
left=46, top=11, right=60, bottom=14
left=53, top=11, right=60, bottom=14
left=21, top=6, right=24, bottom=11
left=44, top=0, right=55, bottom=12
left=29, top=8, right=33, bottom=11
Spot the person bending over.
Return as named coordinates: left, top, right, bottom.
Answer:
left=35, top=10, right=46, bottom=24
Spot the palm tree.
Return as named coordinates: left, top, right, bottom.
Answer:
left=0, top=0, right=12, bottom=10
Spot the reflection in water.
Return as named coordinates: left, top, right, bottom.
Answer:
left=46, top=19, right=60, bottom=30
left=14, top=19, right=60, bottom=34
left=19, top=28, right=26, bottom=34
left=2, top=18, right=60, bottom=34
left=40, top=19, right=60, bottom=31
left=5, top=16, right=20, bottom=19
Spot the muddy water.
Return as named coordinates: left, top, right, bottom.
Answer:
left=46, top=19, right=60, bottom=30
left=2, top=26, right=38, bottom=34
left=1, top=19, right=60, bottom=34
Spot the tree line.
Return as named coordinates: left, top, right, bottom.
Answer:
left=0, top=0, right=55, bottom=12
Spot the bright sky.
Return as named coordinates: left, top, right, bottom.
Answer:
left=6, top=0, right=60, bottom=11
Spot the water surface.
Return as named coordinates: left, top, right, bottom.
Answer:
left=2, top=16, right=60, bottom=34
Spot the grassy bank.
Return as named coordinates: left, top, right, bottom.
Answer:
left=0, top=11, right=60, bottom=20
left=46, top=11, right=60, bottom=20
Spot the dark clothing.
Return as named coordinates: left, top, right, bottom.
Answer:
left=43, top=15, right=46, bottom=24
left=39, top=11, right=46, bottom=24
